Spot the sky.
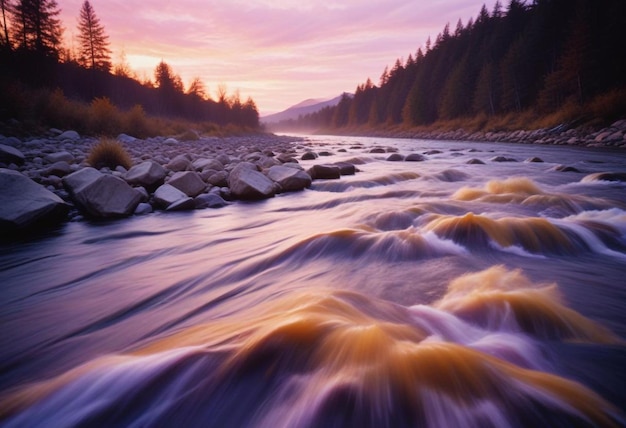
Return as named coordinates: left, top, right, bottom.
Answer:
left=59, top=0, right=497, bottom=115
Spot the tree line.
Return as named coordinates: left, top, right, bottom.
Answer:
left=274, top=0, right=626, bottom=132
left=0, top=0, right=259, bottom=129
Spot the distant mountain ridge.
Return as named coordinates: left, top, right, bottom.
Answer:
left=261, top=95, right=345, bottom=124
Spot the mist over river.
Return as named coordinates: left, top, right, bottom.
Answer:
left=1, top=135, right=626, bottom=427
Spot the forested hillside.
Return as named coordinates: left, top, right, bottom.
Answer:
left=0, top=0, right=259, bottom=135
left=275, top=0, right=626, bottom=133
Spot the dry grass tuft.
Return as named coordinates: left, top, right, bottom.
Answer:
left=87, top=138, right=133, bottom=170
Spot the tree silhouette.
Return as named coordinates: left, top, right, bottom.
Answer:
left=11, top=0, right=63, bottom=56
left=76, top=0, right=111, bottom=71
left=1, top=0, right=12, bottom=49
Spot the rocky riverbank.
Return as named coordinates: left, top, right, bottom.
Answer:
left=343, top=119, right=626, bottom=149
left=0, top=130, right=337, bottom=234
left=2, top=122, right=625, bottom=235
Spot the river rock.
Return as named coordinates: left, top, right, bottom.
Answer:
left=301, top=151, right=318, bottom=160
left=63, top=168, right=142, bottom=217
left=45, top=151, right=75, bottom=164
left=124, top=161, right=167, bottom=190
left=166, top=154, right=191, bottom=172
left=154, top=183, right=194, bottom=209
left=405, top=153, right=426, bottom=162
left=207, top=170, right=229, bottom=187
left=0, top=168, right=69, bottom=232
left=58, top=130, right=80, bottom=141
left=307, top=164, right=341, bottom=180
left=228, top=162, right=276, bottom=200
left=277, top=153, right=298, bottom=163
left=192, top=158, right=223, bottom=171
left=386, top=153, right=405, bottom=162
left=490, top=156, right=517, bottom=162
left=117, top=134, right=137, bottom=144
left=42, top=161, right=72, bottom=177
left=168, top=171, right=206, bottom=197
left=0, top=144, right=25, bottom=165
left=267, top=165, right=312, bottom=192
left=194, top=193, right=228, bottom=209
left=466, top=158, right=485, bottom=165
left=525, top=157, right=544, bottom=163
left=134, top=203, right=153, bottom=215
left=334, top=162, right=356, bottom=175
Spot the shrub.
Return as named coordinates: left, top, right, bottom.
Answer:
left=89, top=97, right=123, bottom=136
left=124, top=104, right=152, bottom=138
left=87, top=138, right=133, bottom=170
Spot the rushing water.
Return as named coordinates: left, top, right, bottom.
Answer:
left=1, top=135, right=626, bottom=427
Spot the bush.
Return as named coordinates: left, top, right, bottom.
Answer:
left=89, top=97, right=123, bottom=136
left=124, top=104, right=152, bottom=138
left=87, top=138, right=133, bottom=170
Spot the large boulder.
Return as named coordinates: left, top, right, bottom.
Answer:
left=63, top=168, right=142, bottom=217
left=168, top=171, right=206, bottom=197
left=267, top=165, right=312, bottom=192
left=0, top=144, right=25, bottom=165
left=228, top=162, right=276, bottom=200
left=0, top=168, right=69, bottom=232
left=124, top=161, right=167, bottom=190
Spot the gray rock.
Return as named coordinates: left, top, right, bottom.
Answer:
left=228, top=162, right=276, bottom=200
left=525, top=157, right=544, bottom=163
left=0, top=144, right=25, bottom=165
left=163, top=137, right=179, bottom=145
left=58, top=130, right=80, bottom=140
left=166, top=154, right=191, bottom=172
left=124, top=161, right=167, bottom=190
left=154, top=184, right=191, bottom=209
left=386, top=153, right=405, bottom=162
left=307, top=164, right=341, bottom=180
left=207, top=170, right=229, bottom=187
left=194, top=193, right=228, bottom=209
left=334, top=162, right=356, bottom=175
left=42, top=161, right=72, bottom=177
left=63, top=168, right=142, bottom=217
left=301, top=151, right=318, bottom=160
left=267, top=165, right=312, bottom=192
left=192, top=158, right=223, bottom=171
left=134, top=203, right=153, bottom=215
left=369, top=148, right=386, bottom=154
left=405, top=153, right=426, bottom=162
left=490, top=156, right=517, bottom=162
left=117, top=134, right=137, bottom=144
left=166, top=197, right=195, bottom=211
left=45, top=151, right=74, bottom=164
left=1, top=136, right=21, bottom=147
left=0, top=168, right=69, bottom=232
left=216, top=154, right=231, bottom=165
left=168, top=171, right=206, bottom=197
left=466, top=158, right=485, bottom=165
left=277, top=153, right=298, bottom=163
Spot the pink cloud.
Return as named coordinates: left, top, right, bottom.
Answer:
left=59, top=1, right=497, bottom=114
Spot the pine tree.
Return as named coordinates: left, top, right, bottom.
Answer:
left=76, top=0, right=111, bottom=71
left=1, top=0, right=12, bottom=49
left=11, top=0, right=63, bottom=56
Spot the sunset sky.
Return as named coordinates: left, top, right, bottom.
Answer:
left=59, top=1, right=497, bottom=115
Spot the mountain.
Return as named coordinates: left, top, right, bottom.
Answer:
left=261, top=94, right=345, bottom=124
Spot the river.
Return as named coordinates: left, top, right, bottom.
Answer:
left=1, top=135, right=625, bottom=427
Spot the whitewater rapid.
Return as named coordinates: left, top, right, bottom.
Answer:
left=1, top=135, right=625, bottom=427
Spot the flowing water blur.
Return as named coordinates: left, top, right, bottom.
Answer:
left=1, top=136, right=626, bottom=427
